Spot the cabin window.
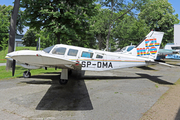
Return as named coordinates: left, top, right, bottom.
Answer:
left=127, top=46, right=135, bottom=52
left=52, top=47, right=66, bottom=55
left=96, top=54, right=103, bottom=59
left=67, top=49, right=78, bottom=56
left=81, top=51, right=93, bottom=58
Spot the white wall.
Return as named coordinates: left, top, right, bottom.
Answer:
left=174, top=24, right=180, bottom=45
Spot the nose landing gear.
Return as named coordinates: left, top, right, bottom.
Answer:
left=23, top=70, right=31, bottom=78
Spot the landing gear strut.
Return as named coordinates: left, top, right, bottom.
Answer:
left=59, top=69, right=68, bottom=85
left=23, top=70, right=31, bottom=78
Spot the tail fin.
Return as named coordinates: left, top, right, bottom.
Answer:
left=130, top=31, right=164, bottom=59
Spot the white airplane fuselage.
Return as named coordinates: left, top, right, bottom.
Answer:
left=6, top=44, right=152, bottom=71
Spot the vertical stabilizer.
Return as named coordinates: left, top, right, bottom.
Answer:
left=130, top=31, right=164, bottom=59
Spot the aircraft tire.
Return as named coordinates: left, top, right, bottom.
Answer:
left=23, top=71, right=31, bottom=78
left=59, top=79, right=68, bottom=85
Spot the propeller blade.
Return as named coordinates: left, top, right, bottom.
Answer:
left=12, top=59, right=16, bottom=76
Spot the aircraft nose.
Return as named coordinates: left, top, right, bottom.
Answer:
left=5, top=51, right=18, bottom=59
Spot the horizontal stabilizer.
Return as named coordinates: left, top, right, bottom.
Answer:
left=146, top=60, right=175, bottom=68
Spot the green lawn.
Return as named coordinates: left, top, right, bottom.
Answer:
left=0, top=46, right=40, bottom=63
left=0, top=65, right=60, bottom=80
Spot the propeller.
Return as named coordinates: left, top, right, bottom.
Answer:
left=12, top=59, right=16, bottom=76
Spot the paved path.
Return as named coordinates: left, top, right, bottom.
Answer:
left=0, top=63, right=6, bottom=66
left=0, top=61, right=179, bottom=120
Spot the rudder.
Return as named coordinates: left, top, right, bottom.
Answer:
left=130, top=31, right=164, bottom=59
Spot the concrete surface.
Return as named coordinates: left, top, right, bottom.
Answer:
left=0, top=63, right=6, bottom=66
left=0, top=61, right=180, bottom=120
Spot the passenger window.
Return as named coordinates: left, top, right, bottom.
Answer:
left=81, top=51, right=93, bottom=58
left=96, top=54, right=103, bottom=59
left=67, top=49, right=78, bottom=56
left=52, top=47, right=66, bottom=55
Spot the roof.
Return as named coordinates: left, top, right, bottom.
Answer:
left=15, top=39, right=24, bottom=42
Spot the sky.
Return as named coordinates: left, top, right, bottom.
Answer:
left=1, top=0, right=180, bottom=17
left=0, top=0, right=180, bottom=34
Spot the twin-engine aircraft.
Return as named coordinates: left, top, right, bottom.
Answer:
left=6, top=31, right=169, bottom=85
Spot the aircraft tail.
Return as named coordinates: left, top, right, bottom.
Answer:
left=130, top=31, right=164, bottom=59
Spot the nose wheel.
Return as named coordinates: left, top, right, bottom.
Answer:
left=23, top=71, right=31, bottom=78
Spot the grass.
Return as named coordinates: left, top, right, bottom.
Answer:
left=155, top=84, right=159, bottom=88
left=0, top=46, right=39, bottom=63
left=0, top=65, right=59, bottom=80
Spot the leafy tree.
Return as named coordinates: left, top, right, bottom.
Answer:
left=20, top=0, right=98, bottom=46
left=98, top=0, right=149, bottom=51
left=22, top=28, right=37, bottom=46
left=89, top=8, right=114, bottom=50
left=0, top=5, right=12, bottom=50
left=113, top=15, right=150, bottom=49
left=16, top=9, right=26, bottom=34
left=139, top=0, right=180, bottom=46
left=39, top=28, right=57, bottom=48
left=0, top=4, right=25, bottom=51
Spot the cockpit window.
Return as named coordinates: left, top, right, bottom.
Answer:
left=43, top=45, right=55, bottom=53
left=120, top=47, right=126, bottom=52
left=67, top=49, right=78, bottom=56
left=52, top=47, right=66, bottom=55
left=81, top=51, right=93, bottom=58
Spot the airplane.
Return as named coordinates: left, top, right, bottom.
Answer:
left=5, top=31, right=172, bottom=85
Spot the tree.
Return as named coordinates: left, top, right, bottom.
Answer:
left=20, top=0, right=98, bottom=46
left=6, top=0, right=20, bottom=71
left=113, top=15, right=150, bottom=49
left=22, top=28, right=37, bottom=46
left=139, top=0, right=180, bottom=46
left=99, top=0, right=149, bottom=51
left=16, top=9, right=26, bottom=34
left=0, top=5, right=13, bottom=50
left=39, top=28, right=57, bottom=48
left=89, top=8, right=113, bottom=50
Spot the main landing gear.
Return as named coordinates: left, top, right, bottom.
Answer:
left=59, top=69, right=68, bottom=85
left=23, top=70, right=31, bottom=78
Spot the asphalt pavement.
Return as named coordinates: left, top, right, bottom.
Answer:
left=0, top=60, right=180, bottom=120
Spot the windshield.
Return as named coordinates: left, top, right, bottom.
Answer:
left=120, top=47, right=126, bottom=52
left=43, top=45, right=55, bottom=53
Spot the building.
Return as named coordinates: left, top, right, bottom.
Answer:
left=15, top=34, right=24, bottom=47
left=174, top=24, right=180, bottom=45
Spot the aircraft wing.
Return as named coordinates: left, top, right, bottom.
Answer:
left=6, top=50, right=81, bottom=70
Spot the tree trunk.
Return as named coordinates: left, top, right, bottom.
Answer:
left=56, top=33, right=60, bottom=44
left=6, top=0, right=20, bottom=71
left=97, top=34, right=103, bottom=50
left=106, top=0, right=114, bottom=51
left=106, top=2, right=135, bottom=51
